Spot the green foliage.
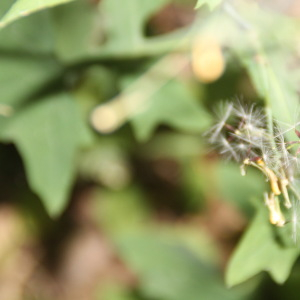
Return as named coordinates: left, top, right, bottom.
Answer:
left=99, top=284, right=140, bottom=300
left=1, top=93, right=88, bottom=216
left=0, top=56, right=61, bottom=106
left=130, top=78, right=211, bottom=141
left=0, top=0, right=76, bottom=28
left=216, top=162, right=267, bottom=214
left=52, top=0, right=187, bottom=62
left=240, top=49, right=299, bottom=136
left=96, top=0, right=186, bottom=58
left=100, top=0, right=169, bottom=51
left=51, top=0, right=100, bottom=61
left=225, top=3, right=300, bottom=134
left=117, top=233, right=249, bottom=300
left=93, top=186, right=151, bottom=235
left=0, top=10, right=54, bottom=53
left=226, top=204, right=300, bottom=286
left=0, top=0, right=300, bottom=298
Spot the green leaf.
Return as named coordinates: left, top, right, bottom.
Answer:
left=92, top=0, right=185, bottom=59
left=0, top=0, right=76, bottom=28
left=117, top=233, right=251, bottom=300
left=0, top=56, right=62, bottom=106
left=98, top=284, right=140, bottom=300
left=195, top=0, right=223, bottom=11
left=100, top=0, right=169, bottom=51
left=226, top=205, right=299, bottom=287
left=51, top=0, right=100, bottom=62
left=1, top=93, right=85, bottom=216
left=216, top=161, right=267, bottom=214
left=0, top=10, right=54, bottom=54
left=130, top=79, right=211, bottom=141
left=93, top=186, right=151, bottom=235
left=0, top=0, right=14, bottom=19
left=52, top=0, right=188, bottom=62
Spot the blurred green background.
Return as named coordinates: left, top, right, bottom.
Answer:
left=1, top=0, right=300, bottom=299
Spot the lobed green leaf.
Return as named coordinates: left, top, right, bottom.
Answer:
left=1, top=93, right=87, bottom=216
left=226, top=205, right=299, bottom=287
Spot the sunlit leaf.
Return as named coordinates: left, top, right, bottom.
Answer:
left=0, top=0, right=13, bottom=19
left=195, top=0, right=223, bottom=11
left=0, top=0, right=76, bottom=28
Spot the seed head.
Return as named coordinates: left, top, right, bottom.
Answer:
left=207, top=99, right=300, bottom=235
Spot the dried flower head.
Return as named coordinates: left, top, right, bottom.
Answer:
left=207, top=100, right=300, bottom=240
left=207, top=101, right=267, bottom=162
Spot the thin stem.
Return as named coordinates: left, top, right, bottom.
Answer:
left=290, top=183, right=300, bottom=202
left=222, top=1, right=251, bottom=31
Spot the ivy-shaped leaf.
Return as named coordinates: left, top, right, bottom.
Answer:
left=1, top=93, right=87, bottom=216
left=50, top=0, right=184, bottom=62
left=226, top=205, right=299, bottom=287
left=0, top=0, right=76, bottom=28
left=93, top=0, right=185, bottom=59
left=100, top=0, right=169, bottom=52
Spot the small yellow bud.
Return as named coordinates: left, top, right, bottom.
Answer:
left=191, top=36, right=225, bottom=83
left=279, top=177, right=291, bottom=208
left=264, top=193, right=285, bottom=227
left=257, top=159, right=281, bottom=195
